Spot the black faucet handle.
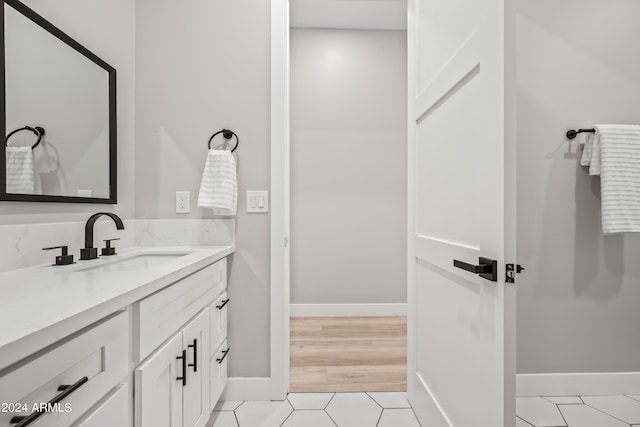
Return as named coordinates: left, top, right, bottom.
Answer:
left=43, top=246, right=75, bottom=266
left=101, top=238, right=120, bottom=256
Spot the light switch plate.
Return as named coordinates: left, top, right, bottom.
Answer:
left=246, top=191, right=269, bottom=213
left=176, top=191, right=190, bottom=213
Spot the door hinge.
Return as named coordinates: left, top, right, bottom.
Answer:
left=505, top=264, right=525, bottom=283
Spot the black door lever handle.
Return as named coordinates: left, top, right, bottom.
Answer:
left=453, top=257, right=498, bottom=282
left=453, top=260, right=490, bottom=274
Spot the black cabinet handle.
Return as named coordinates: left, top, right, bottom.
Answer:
left=216, top=348, right=230, bottom=364
left=188, top=339, right=198, bottom=372
left=176, top=349, right=187, bottom=386
left=10, top=376, right=88, bottom=426
left=453, top=257, right=498, bottom=282
left=216, top=299, right=230, bottom=310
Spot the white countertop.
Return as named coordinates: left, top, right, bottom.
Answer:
left=0, top=245, right=234, bottom=371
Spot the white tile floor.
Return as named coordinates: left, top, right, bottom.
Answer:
left=206, top=392, right=420, bottom=427
left=208, top=392, right=640, bottom=427
left=517, top=395, right=640, bottom=427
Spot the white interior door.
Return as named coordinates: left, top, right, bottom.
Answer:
left=407, top=0, right=516, bottom=426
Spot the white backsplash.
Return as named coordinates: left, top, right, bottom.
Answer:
left=0, top=220, right=135, bottom=273
left=135, top=219, right=234, bottom=246
left=0, top=218, right=234, bottom=273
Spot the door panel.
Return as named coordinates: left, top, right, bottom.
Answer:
left=417, top=0, right=480, bottom=94
left=408, top=0, right=515, bottom=425
left=416, top=70, right=482, bottom=246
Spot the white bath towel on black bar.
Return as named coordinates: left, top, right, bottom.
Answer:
left=581, top=124, right=640, bottom=234
left=197, top=149, right=237, bottom=216
left=6, top=146, right=36, bottom=194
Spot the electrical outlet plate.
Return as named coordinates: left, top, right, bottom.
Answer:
left=246, top=191, right=269, bottom=213
left=176, top=191, right=190, bottom=213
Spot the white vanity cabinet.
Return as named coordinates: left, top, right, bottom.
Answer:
left=0, top=247, right=233, bottom=427
left=0, top=312, right=129, bottom=427
left=135, top=259, right=227, bottom=427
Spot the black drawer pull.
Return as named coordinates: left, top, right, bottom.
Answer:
left=216, top=348, right=230, bottom=364
left=176, top=349, right=187, bottom=386
left=188, top=339, right=198, bottom=372
left=216, top=299, right=230, bottom=310
left=10, top=376, right=88, bottom=426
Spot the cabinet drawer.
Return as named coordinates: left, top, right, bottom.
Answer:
left=137, top=260, right=225, bottom=361
left=209, top=292, right=228, bottom=355
left=0, top=311, right=128, bottom=427
left=209, top=340, right=229, bottom=409
left=72, top=383, right=129, bottom=427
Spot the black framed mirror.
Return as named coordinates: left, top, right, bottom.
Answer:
left=0, top=0, right=116, bottom=203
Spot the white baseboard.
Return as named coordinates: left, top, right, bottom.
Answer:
left=220, top=378, right=272, bottom=401
left=290, top=303, right=407, bottom=317
left=517, top=372, right=640, bottom=396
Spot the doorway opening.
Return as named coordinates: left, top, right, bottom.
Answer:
left=287, top=21, right=408, bottom=393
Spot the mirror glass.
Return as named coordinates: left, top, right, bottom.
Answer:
left=2, top=0, right=116, bottom=203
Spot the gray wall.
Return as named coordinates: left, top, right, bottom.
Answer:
left=134, top=0, right=271, bottom=377
left=516, top=0, right=640, bottom=374
left=290, top=29, right=407, bottom=305
left=0, top=0, right=136, bottom=224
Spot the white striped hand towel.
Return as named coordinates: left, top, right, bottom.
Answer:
left=581, top=124, right=640, bottom=234
left=6, top=146, right=36, bottom=194
left=197, top=149, right=237, bottom=216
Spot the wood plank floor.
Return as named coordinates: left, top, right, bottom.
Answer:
left=290, top=316, right=407, bottom=393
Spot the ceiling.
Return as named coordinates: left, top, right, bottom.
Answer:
left=290, top=0, right=407, bottom=30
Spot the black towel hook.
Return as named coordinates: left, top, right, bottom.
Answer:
left=208, top=128, right=239, bottom=152
left=6, top=126, right=45, bottom=149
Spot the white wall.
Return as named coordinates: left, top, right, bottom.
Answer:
left=516, top=0, right=640, bottom=374
left=135, top=0, right=271, bottom=377
left=0, top=0, right=135, bottom=223
left=290, top=29, right=407, bottom=305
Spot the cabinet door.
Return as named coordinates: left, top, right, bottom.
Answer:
left=182, top=309, right=210, bottom=427
left=73, top=383, right=129, bottom=427
left=135, top=333, right=183, bottom=427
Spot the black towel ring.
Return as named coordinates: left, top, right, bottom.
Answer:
left=208, top=128, right=239, bottom=152
left=6, top=126, right=45, bottom=150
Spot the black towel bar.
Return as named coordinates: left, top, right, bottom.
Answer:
left=566, top=128, right=595, bottom=140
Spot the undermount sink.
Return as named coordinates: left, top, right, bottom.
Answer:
left=76, top=252, right=191, bottom=272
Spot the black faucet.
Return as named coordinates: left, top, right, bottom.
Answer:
left=80, top=212, right=125, bottom=260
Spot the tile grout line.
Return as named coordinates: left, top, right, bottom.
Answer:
left=579, top=399, right=638, bottom=426
left=233, top=408, right=241, bottom=427
left=554, top=402, right=570, bottom=427
left=366, top=392, right=384, bottom=410
left=515, top=416, right=535, bottom=427
left=409, top=405, right=423, bottom=427
left=324, top=407, right=340, bottom=427
left=324, top=393, right=337, bottom=410
left=375, top=408, right=385, bottom=427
